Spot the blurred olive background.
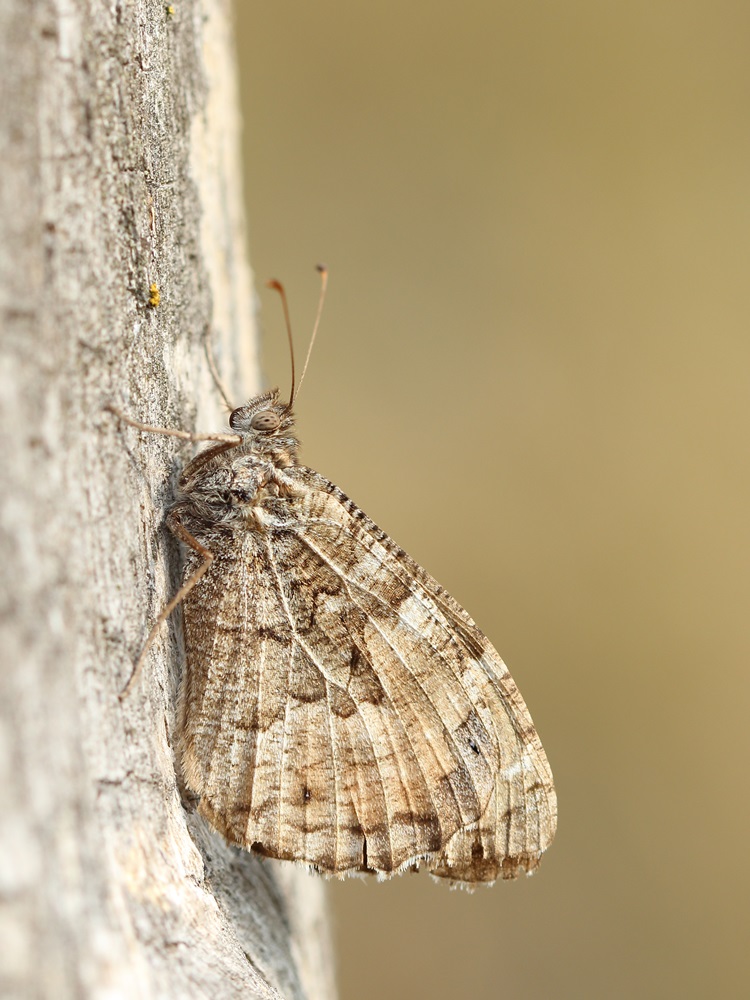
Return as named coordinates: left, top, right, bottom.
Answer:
left=233, top=2, right=749, bottom=997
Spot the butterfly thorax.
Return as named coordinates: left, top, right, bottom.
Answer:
left=169, top=388, right=301, bottom=539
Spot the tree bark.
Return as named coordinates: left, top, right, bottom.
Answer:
left=0, top=2, right=335, bottom=998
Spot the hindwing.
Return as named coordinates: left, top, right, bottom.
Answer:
left=178, top=466, right=556, bottom=882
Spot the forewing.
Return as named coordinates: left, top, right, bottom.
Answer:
left=178, top=466, right=556, bottom=882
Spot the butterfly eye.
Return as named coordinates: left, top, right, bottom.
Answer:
left=250, top=410, right=281, bottom=433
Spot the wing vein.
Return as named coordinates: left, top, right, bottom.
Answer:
left=291, top=528, right=489, bottom=819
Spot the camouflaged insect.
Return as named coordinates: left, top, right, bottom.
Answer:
left=135, top=384, right=559, bottom=886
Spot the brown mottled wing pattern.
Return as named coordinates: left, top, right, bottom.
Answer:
left=178, top=467, right=556, bottom=883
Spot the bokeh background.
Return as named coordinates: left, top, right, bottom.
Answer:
left=233, top=2, right=749, bottom=998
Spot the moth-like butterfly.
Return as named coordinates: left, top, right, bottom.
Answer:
left=112, top=270, right=556, bottom=885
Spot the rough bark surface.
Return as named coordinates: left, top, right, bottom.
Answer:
left=0, top=2, right=335, bottom=998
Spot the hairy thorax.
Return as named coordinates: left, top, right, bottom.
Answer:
left=170, top=434, right=301, bottom=542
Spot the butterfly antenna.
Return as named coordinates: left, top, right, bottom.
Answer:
left=294, top=264, right=328, bottom=405
left=266, top=278, right=296, bottom=407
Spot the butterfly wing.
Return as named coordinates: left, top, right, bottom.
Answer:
left=178, top=466, right=556, bottom=883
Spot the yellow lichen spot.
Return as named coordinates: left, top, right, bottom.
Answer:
left=148, top=283, right=160, bottom=308
left=166, top=4, right=175, bottom=15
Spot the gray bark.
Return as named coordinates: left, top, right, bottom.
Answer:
left=0, top=2, right=335, bottom=998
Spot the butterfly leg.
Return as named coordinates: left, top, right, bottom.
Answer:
left=203, top=325, right=236, bottom=412
left=120, top=516, right=214, bottom=699
left=105, top=404, right=240, bottom=445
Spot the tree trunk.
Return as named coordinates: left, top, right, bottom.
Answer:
left=0, top=2, right=335, bottom=997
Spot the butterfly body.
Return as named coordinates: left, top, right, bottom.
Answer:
left=168, top=388, right=556, bottom=884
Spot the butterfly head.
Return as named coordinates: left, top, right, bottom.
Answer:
left=228, top=388, right=299, bottom=461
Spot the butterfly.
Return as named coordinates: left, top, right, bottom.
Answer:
left=111, top=270, right=556, bottom=886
